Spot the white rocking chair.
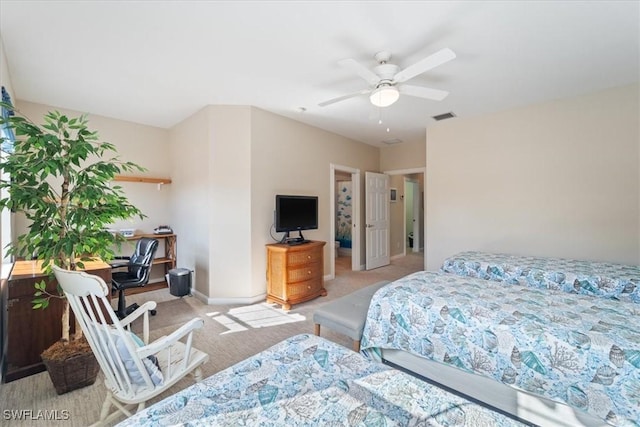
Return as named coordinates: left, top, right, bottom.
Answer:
left=52, top=265, right=209, bottom=426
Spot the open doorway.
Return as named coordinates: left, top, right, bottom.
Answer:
left=329, top=164, right=361, bottom=279
left=404, top=178, right=422, bottom=253
left=383, top=167, right=425, bottom=265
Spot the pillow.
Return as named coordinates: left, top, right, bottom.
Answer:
left=107, top=329, right=164, bottom=387
left=569, top=276, right=628, bottom=301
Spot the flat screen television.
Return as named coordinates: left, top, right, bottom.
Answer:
left=275, top=195, right=318, bottom=244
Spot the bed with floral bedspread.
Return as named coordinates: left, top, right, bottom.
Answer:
left=360, top=271, right=640, bottom=426
left=441, top=251, right=640, bottom=303
left=116, top=333, right=526, bottom=427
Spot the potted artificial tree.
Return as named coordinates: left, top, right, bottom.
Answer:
left=0, top=103, right=145, bottom=394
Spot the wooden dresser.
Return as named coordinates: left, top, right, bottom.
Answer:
left=266, top=240, right=326, bottom=310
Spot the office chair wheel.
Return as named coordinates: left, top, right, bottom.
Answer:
left=150, top=309, right=157, bottom=316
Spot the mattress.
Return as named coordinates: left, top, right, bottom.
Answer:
left=360, top=271, right=640, bottom=425
left=441, top=251, right=640, bottom=303
left=116, top=333, right=527, bottom=426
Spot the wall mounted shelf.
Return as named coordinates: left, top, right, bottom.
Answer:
left=113, top=175, right=172, bottom=184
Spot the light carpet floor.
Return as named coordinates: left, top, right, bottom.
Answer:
left=0, top=252, right=424, bottom=426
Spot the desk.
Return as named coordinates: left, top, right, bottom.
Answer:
left=1, top=260, right=111, bottom=383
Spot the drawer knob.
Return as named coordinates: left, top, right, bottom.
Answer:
left=307, top=285, right=311, bottom=289
left=307, top=270, right=312, bottom=275
left=307, top=255, right=311, bottom=259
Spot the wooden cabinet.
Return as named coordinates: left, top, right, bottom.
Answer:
left=266, top=241, right=326, bottom=310
left=1, top=260, right=111, bottom=383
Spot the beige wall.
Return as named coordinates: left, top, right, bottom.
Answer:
left=426, top=84, right=640, bottom=270
left=380, top=138, right=426, bottom=171
left=208, top=106, right=253, bottom=300
left=0, top=36, right=13, bottom=100
left=168, top=107, right=210, bottom=295
left=251, top=107, right=379, bottom=289
left=170, top=105, right=254, bottom=302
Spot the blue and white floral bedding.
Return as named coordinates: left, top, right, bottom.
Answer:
left=117, top=333, right=526, bottom=427
left=361, top=271, right=640, bottom=426
left=441, top=251, right=640, bottom=303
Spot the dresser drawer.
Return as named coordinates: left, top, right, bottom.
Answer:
left=287, top=247, right=322, bottom=266
left=287, top=262, right=321, bottom=283
left=287, top=278, right=323, bottom=299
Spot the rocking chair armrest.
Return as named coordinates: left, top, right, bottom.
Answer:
left=119, top=301, right=157, bottom=344
left=137, top=318, right=204, bottom=358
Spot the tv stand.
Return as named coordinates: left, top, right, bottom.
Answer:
left=280, top=231, right=309, bottom=245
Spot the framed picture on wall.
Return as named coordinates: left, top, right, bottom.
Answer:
left=390, top=188, right=397, bottom=203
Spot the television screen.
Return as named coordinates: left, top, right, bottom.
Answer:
left=275, top=195, right=318, bottom=232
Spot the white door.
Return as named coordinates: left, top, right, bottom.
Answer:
left=365, top=172, right=390, bottom=270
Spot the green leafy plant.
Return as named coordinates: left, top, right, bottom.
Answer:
left=0, top=103, right=145, bottom=341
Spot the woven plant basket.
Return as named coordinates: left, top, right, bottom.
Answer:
left=41, top=338, right=99, bottom=395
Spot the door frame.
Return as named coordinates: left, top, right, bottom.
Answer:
left=383, top=167, right=426, bottom=266
left=329, top=164, right=361, bottom=279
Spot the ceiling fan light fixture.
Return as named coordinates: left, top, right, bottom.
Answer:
left=370, top=85, right=399, bottom=107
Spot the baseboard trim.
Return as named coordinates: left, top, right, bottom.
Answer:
left=192, top=289, right=267, bottom=305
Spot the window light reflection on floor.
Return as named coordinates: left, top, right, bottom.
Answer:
left=207, top=303, right=306, bottom=334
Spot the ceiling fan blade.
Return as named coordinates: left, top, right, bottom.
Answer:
left=393, top=48, right=456, bottom=83
left=338, top=58, right=380, bottom=86
left=318, top=89, right=371, bottom=107
left=399, top=84, right=449, bottom=101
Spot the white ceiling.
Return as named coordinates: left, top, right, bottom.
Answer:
left=0, top=1, right=638, bottom=147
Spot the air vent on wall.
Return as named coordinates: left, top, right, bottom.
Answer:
left=382, top=138, right=403, bottom=145
left=432, top=111, right=456, bottom=121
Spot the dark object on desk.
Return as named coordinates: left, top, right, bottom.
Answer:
left=286, top=239, right=310, bottom=246
left=111, top=237, right=159, bottom=319
left=153, top=225, right=173, bottom=235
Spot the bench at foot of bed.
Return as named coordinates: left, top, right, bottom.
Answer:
left=313, top=280, right=390, bottom=352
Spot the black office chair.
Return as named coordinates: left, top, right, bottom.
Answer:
left=111, top=237, right=159, bottom=319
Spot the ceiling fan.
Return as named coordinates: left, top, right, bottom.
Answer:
left=319, top=48, right=456, bottom=108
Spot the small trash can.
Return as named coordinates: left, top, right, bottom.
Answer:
left=168, top=268, right=191, bottom=297
left=408, top=232, right=414, bottom=248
